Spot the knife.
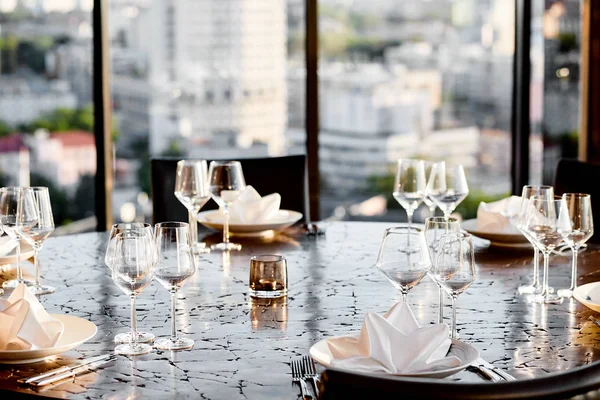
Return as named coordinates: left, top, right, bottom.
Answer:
left=476, top=358, right=517, bottom=381
left=19, top=354, right=114, bottom=385
left=468, top=364, right=501, bottom=382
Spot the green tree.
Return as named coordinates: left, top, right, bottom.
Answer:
left=29, top=173, right=70, bottom=225
left=455, top=190, right=509, bottom=220
left=0, top=120, right=11, bottom=136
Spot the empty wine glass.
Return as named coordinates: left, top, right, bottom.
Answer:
left=393, top=159, right=426, bottom=227
left=424, top=217, right=461, bottom=324
left=0, top=187, right=37, bottom=289
left=18, top=187, right=55, bottom=295
left=174, top=160, right=210, bottom=254
left=375, top=227, right=431, bottom=304
left=111, top=231, right=156, bottom=355
left=516, top=185, right=555, bottom=296
left=207, top=161, right=246, bottom=251
left=432, top=232, right=475, bottom=340
left=426, top=162, right=469, bottom=219
left=423, top=161, right=437, bottom=218
left=557, top=193, right=594, bottom=298
left=522, top=197, right=563, bottom=304
left=154, top=222, right=196, bottom=350
left=105, top=222, right=156, bottom=344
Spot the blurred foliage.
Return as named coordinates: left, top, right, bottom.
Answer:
left=455, top=190, right=509, bottom=220
left=30, top=173, right=71, bottom=226
left=0, top=120, right=11, bottom=136
left=71, top=175, right=95, bottom=220
left=559, top=130, right=579, bottom=158
left=137, top=139, right=186, bottom=197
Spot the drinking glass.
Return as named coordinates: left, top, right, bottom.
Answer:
left=393, top=159, right=426, bottom=227
left=105, top=222, right=156, bottom=344
left=154, top=222, right=196, bottom=350
left=0, top=187, right=37, bottom=289
left=18, top=187, right=55, bottom=295
left=522, top=197, right=563, bottom=304
left=249, top=255, right=288, bottom=299
left=557, top=193, right=594, bottom=298
left=111, top=231, right=155, bottom=355
left=207, top=161, right=246, bottom=251
left=432, top=232, right=475, bottom=340
left=424, top=217, right=461, bottom=324
left=516, top=185, right=555, bottom=296
left=174, top=160, right=210, bottom=254
left=426, top=162, right=469, bottom=219
left=423, top=161, right=437, bottom=218
left=375, top=227, right=431, bottom=303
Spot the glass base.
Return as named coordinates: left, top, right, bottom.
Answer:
left=2, top=279, right=35, bottom=289
left=192, top=242, right=211, bottom=254
left=29, top=284, right=55, bottom=295
left=529, top=293, right=564, bottom=304
left=114, top=331, right=155, bottom=344
left=249, top=289, right=287, bottom=299
left=114, top=342, right=152, bottom=356
left=519, top=285, right=553, bottom=296
left=557, top=288, right=574, bottom=298
left=210, top=242, right=242, bottom=251
left=155, top=337, right=195, bottom=351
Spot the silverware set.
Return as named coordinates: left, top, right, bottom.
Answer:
left=468, top=358, right=516, bottom=382
left=291, top=356, right=319, bottom=398
left=18, top=354, right=116, bottom=387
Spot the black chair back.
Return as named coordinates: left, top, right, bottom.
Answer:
left=553, top=158, right=600, bottom=243
left=150, top=155, right=309, bottom=224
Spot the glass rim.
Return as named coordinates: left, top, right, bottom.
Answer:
left=155, top=221, right=189, bottom=228
left=562, top=193, right=591, bottom=199
left=28, top=186, right=49, bottom=192
left=250, top=254, right=286, bottom=263
left=425, top=216, right=459, bottom=223
left=384, top=226, right=422, bottom=234
left=209, top=160, right=241, bottom=167
left=522, top=184, right=553, bottom=190
left=177, top=159, right=207, bottom=166
left=396, top=158, right=425, bottom=164
left=112, top=222, right=152, bottom=229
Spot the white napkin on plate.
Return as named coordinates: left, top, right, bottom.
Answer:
left=228, top=186, right=281, bottom=224
left=326, top=302, right=460, bottom=374
left=476, top=196, right=522, bottom=234
left=0, top=236, right=17, bottom=257
left=0, top=283, right=64, bottom=350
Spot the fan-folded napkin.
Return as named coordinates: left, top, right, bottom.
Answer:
left=326, top=302, right=461, bottom=374
left=476, top=196, right=522, bottom=234
left=0, top=283, right=64, bottom=350
left=226, top=186, right=281, bottom=224
left=0, top=236, right=17, bottom=257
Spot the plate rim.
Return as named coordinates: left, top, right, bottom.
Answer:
left=0, top=241, right=35, bottom=264
left=197, top=209, right=303, bottom=231
left=574, top=282, right=600, bottom=311
left=462, top=218, right=528, bottom=244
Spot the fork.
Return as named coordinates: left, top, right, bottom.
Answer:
left=291, top=359, right=312, bottom=399
left=302, top=356, right=320, bottom=397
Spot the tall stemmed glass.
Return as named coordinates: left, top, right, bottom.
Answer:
left=432, top=232, right=475, bottom=340
left=557, top=193, right=593, bottom=298
left=111, top=231, right=155, bottom=355
left=207, top=161, right=246, bottom=251
left=423, top=161, right=437, bottom=218
left=522, top=197, right=563, bottom=304
left=105, top=223, right=156, bottom=344
left=154, top=222, right=196, bottom=350
left=517, top=185, right=554, bottom=296
left=375, top=227, right=431, bottom=304
left=424, top=217, right=461, bottom=324
left=426, top=162, right=469, bottom=220
left=174, top=160, right=210, bottom=254
left=393, top=159, right=426, bottom=227
left=0, top=187, right=37, bottom=289
left=18, top=187, right=55, bottom=295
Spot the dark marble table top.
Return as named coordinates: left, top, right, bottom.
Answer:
left=0, top=221, right=600, bottom=399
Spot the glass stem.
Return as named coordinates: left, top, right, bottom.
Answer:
left=569, top=248, right=578, bottom=291
left=15, top=234, right=22, bottom=283
left=33, top=243, right=41, bottom=287
left=451, top=295, right=457, bottom=340
left=188, top=210, right=198, bottom=245
left=541, top=252, right=550, bottom=297
left=406, top=210, right=413, bottom=227
left=438, top=287, right=444, bottom=324
left=429, top=205, right=436, bottom=218
left=170, top=290, right=178, bottom=342
left=401, top=292, right=407, bottom=303
left=130, top=295, right=138, bottom=345
left=223, top=206, right=230, bottom=244
left=532, top=247, right=540, bottom=289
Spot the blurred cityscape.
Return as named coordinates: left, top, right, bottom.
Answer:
left=0, top=0, right=581, bottom=228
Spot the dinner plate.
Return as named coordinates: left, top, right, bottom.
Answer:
left=574, top=282, right=600, bottom=313
left=197, top=209, right=303, bottom=236
left=0, top=241, right=35, bottom=265
left=309, top=337, right=480, bottom=379
left=0, top=314, right=97, bottom=364
left=461, top=219, right=530, bottom=248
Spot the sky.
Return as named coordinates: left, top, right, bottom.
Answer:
left=0, top=0, right=93, bottom=13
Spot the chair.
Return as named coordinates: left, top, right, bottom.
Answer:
left=150, top=155, right=309, bottom=224
left=553, top=158, right=600, bottom=243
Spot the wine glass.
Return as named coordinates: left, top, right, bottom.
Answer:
left=207, top=161, right=246, bottom=251
left=393, top=159, right=426, bottom=227
left=111, top=231, right=156, bottom=355
left=375, top=227, right=431, bottom=304
left=18, top=187, right=55, bottom=295
left=174, top=160, right=210, bottom=254
left=105, top=222, right=156, bottom=344
left=154, top=222, right=196, bottom=350
left=522, top=197, right=563, bottom=304
left=424, top=217, right=461, bottom=324
left=557, top=193, right=594, bottom=298
left=0, top=187, right=37, bottom=289
left=426, top=162, right=469, bottom=219
left=516, top=185, right=555, bottom=296
left=432, top=232, right=475, bottom=340
left=423, top=161, right=437, bottom=218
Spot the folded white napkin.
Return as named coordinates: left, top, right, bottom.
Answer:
left=228, top=186, right=281, bottom=224
left=0, top=236, right=17, bottom=257
left=326, top=302, right=460, bottom=374
left=476, top=196, right=522, bottom=234
left=0, top=283, right=64, bottom=350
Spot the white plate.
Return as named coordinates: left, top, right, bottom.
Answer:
left=197, top=209, right=303, bottom=236
left=309, top=337, right=480, bottom=379
left=0, top=241, right=35, bottom=265
left=462, top=219, right=530, bottom=248
left=0, top=314, right=97, bottom=364
left=574, top=282, right=600, bottom=313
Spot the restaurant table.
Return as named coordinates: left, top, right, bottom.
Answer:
left=1, top=221, right=600, bottom=399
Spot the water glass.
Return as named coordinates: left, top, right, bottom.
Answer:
left=393, top=159, right=426, bottom=227
left=426, top=162, right=469, bottom=219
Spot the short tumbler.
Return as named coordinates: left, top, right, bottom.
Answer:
left=249, top=255, right=288, bottom=299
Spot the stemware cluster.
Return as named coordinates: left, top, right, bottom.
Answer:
left=0, top=186, right=55, bottom=295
